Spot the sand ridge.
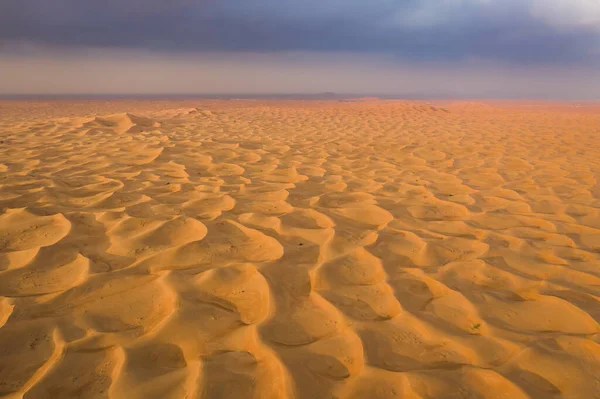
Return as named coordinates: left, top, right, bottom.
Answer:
left=0, top=100, right=600, bottom=398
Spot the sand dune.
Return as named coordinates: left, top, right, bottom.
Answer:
left=0, top=99, right=599, bottom=398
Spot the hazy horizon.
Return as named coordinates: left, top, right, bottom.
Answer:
left=2, top=93, right=600, bottom=102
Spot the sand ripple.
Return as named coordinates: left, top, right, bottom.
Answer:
left=0, top=100, right=599, bottom=398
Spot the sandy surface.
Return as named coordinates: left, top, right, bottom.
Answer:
left=0, top=99, right=599, bottom=398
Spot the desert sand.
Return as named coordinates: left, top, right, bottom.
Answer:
left=0, top=99, right=599, bottom=399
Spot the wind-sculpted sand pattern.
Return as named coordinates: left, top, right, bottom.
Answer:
left=0, top=100, right=599, bottom=399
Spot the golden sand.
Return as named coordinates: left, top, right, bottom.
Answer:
left=0, top=99, right=599, bottom=398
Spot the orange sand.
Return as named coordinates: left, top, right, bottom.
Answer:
left=0, top=100, right=599, bottom=398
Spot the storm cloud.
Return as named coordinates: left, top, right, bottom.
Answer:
left=1, top=0, right=599, bottom=64
left=1, top=1, right=599, bottom=97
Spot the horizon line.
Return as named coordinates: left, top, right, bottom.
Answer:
left=1, top=93, right=599, bottom=102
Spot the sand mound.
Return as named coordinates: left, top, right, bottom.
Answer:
left=86, top=112, right=161, bottom=134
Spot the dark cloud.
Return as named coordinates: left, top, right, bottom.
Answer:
left=1, top=0, right=599, bottom=65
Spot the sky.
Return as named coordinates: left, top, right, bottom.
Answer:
left=1, top=0, right=600, bottom=98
